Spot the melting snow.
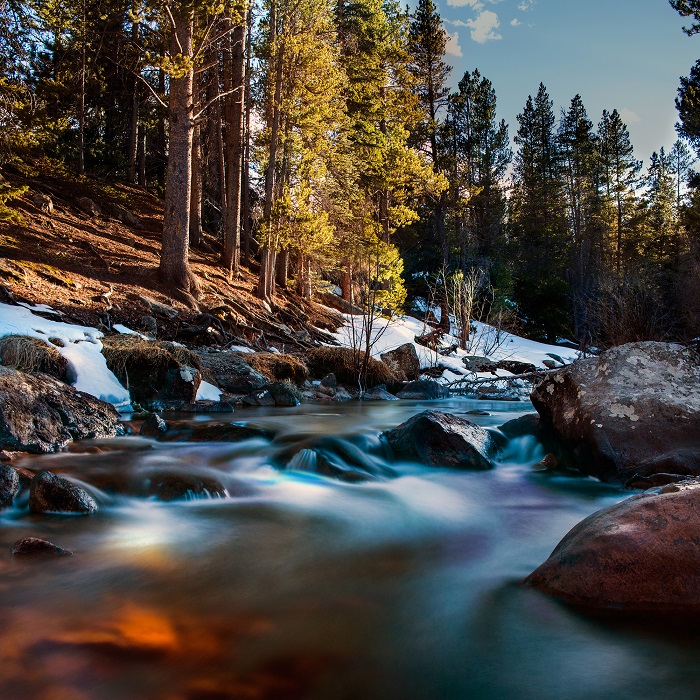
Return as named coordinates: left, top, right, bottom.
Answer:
left=0, top=302, right=131, bottom=409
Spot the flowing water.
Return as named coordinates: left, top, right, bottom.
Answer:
left=2, top=399, right=700, bottom=699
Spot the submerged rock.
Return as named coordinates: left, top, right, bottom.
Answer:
left=531, top=342, right=700, bottom=482
left=362, top=385, right=399, bottom=401
left=0, top=367, right=122, bottom=453
left=147, top=471, right=227, bottom=501
left=139, top=413, right=168, bottom=438
left=12, top=537, right=73, bottom=556
left=523, top=481, right=700, bottom=613
left=29, top=470, right=97, bottom=514
left=499, top=413, right=540, bottom=439
left=383, top=410, right=497, bottom=470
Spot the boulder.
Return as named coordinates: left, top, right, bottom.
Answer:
left=29, top=470, right=97, bottom=514
left=0, top=464, right=19, bottom=507
left=463, top=355, right=498, bottom=373
left=163, top=365, right=201, bottom=403
left=139, top=413, right=168, bottom=438
left=331, top=387, right=353, bottom=403
left=318, top=373, right=337, bottom=397
left=0, top=367, right=122, bottom=453
left=499, top=413, right=540, bottom=439
left=107, top=202, right=142, bottom=228
left=531, top=342, right=700, bottom=482
left=32, top=192, right=53, bottom=214
left=380, top=344, right=421, bottom=381
left=139, top=295, right=179, bottom=320
left=198, top=352, right=267, bottom=394
left=523, top=481, right=700, bottom=613
left=242, top=389, right=276, bottom=407
left=396, top=380, right=450, bottom=400
left=383, top=410, right=497, bottom=470
left=11, top=537, right=73, bottom=556
left=362, top=385, right=399, bottom=401
left=265, top=382, right=301, bottom=407
left=76, top=196, right=101, bottom=217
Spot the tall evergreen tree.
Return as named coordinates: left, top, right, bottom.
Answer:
left=509, top=83, right=569, bottom=341
left=597, top=108, right=642, bottom=276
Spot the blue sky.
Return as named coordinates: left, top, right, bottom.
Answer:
left=436, top=0, right=699, bottom=166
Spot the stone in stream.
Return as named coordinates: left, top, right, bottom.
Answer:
left=531, top=342, right=700, bottom=482
left=499, top=413, right=541, bottom=439
left=383, top=410, right=498, bottom=470
left=12, top=537, right=73, bottom=556
left=0, top=366, right=123, bottom=454
left=0, top=464, right=19, bottom=507
left=396, top=380, right=450, bottom=400
left=29, top=470, right=98, bottom=514
left=362, top=385, right=399, bottom=401
left=139, top=413, right=168, bottom=438
left=198, top=351, right=267, bottom=394
left=523, top=480, right=700, bottom=613
left=147, top=471, right=227, bottom=501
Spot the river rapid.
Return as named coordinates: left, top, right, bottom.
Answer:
left=1, top=398, right=699, bottom=699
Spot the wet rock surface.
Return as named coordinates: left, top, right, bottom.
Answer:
left=383, top=410, right=497, bottom=470
left=198, top=352, right=267, bottom=394
left=12, top=537, right=73, bottom=556
left=531, top=342, right=700, bottom=482
left=0, top=464, right=19, bottom=507
left=524, top=481, right=700, bottom=613
left=29, top=470, right=98, bottom=514
left=396, top=380, right=450, bottom=400
left=0, top=367, right=122, bottom=453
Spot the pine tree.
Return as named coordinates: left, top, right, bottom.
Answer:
left=509, top=83, right=570, bottom=341
left=597, top=108, right=642, bottom=276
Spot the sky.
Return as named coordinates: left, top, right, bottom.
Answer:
left=435, top=0, right=699, bottom=167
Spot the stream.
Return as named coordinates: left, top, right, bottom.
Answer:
left=1, top=398, right=700, bottom=699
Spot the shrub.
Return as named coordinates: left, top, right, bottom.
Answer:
left=239, top=352, right=309, bottom=384
left=0, top=335, right=68, bottom=380
left=306, top=347, right=397, bottom=387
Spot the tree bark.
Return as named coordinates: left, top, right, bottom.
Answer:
left=258, top=0, right=284, bottom=302
left=159, top=7, right=198, bottom=294
left=222, top=12, right=246, bottom=277
left=190, top=116, right=203, bottom=248
left=137, top=123, right=146, bottom=187
left=127, top=20, right=140, bottom=183
left=242, top=5, right=253, bottom=265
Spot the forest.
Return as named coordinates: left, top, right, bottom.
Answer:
left=1, top=0, right=700, bottom=347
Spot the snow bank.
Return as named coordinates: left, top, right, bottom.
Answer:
left=329, top=310, right=579, bottom=381
left=0, top=303, right=131, bottom=409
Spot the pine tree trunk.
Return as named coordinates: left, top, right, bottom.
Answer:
left=156, top=68, right=167, bottom=191
left=190, top=117, right=203, bottom=248
left=340, top=266, right=352, bottom=302
left=242, top=6, right=253, bottom=266
left=222, top=15, right=246, bottom=277
left=137, top=123, right=146, bottom=187
left=159, top=7, right=198, bottom=294
left=78, top=2, right=86, bottom=175
left=277, top=248, right=289, bottom=288
left=127, top=20, right=140, bottom=183
left=258, top=0, right=284, bottom=302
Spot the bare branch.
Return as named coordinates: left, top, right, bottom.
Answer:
left=163, top=4, right=183, bottom=54
left=192, top=85, right=243, bottom=122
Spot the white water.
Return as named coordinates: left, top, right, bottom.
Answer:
left=0, top=399, right=697, bottom=699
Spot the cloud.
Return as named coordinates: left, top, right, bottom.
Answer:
left=517, top=0, right=534, bottom=10
left=465, top=10, right=502, bottom=43
left=620, top=108, right=641, bottom=125
left=510, top=18, right=520, bottom=26
left=446, top=0, right=483, bottom=8
left=445, top=31, right=463, bottom=57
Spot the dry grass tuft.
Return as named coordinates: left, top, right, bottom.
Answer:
left=0, top=335, right=69, bottom=380
left=306, top=347, right=396, bottom=387
left=240, top=353, right=309, bottom=384
left=102, top=335, right=202, bottom=384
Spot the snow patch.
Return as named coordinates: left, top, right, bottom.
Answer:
left=0, top=302, right=131, bottom=409
left=196, top=380, right=222, bottom=402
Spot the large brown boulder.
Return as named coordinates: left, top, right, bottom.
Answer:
left=383, top=410, right=497, bottom=470
left=531, top=342, right=700, bottom=482
left=30, top=470, right=97, bottom=513
left=380, top=343, right=421, bottom=381
left=523, top=481, right=700, bottom=613
left=0, top=367, right=122, bottom=453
